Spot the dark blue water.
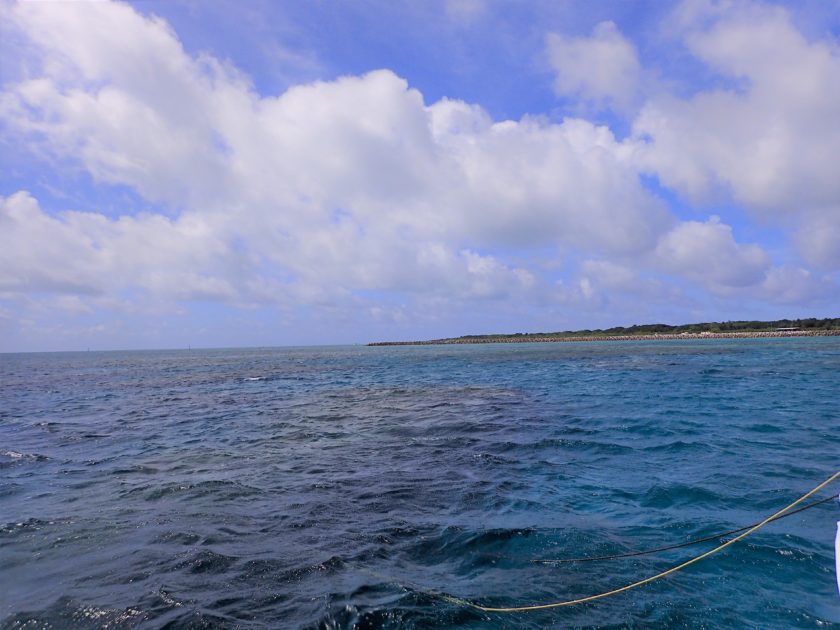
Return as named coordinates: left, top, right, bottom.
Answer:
left=1, top=339, right=839, bottom=628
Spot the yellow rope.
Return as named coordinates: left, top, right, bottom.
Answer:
left=440, top=470, right=839, bottom=613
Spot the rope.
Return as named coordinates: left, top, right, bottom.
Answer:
left=533, top=494, right=837, bottom=565
left=436, top=470, right=840, bottom=613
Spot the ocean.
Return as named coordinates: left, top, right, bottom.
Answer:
left=1, top=338, right=838, bottom=628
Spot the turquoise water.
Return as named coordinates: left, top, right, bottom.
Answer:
left=1, top=338, right=838, bottom=628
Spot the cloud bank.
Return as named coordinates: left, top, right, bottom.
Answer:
left=0, top=0, right=837, bottom=349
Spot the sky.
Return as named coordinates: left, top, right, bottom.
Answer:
left=1, top=0, right=840, bottom=351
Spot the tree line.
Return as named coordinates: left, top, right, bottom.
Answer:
left=456, top=317, right=840, bottom=340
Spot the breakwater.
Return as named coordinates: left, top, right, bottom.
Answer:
left=368, top=329, right=840, bottom=346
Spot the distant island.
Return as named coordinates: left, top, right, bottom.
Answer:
left=369, top=317, right=840, bottom=346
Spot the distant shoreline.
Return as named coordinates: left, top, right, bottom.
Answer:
left=368, top=329, right=840, bottom=346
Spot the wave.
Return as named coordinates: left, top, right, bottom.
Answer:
left=0, top=450, right=49, bottom=469
left=1, top=597, right=146, bottom=629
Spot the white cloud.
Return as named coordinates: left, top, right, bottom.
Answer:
left=758, top=265, right=835, bottom=305
left=546, top=21, right=641, bottom=110
left=0, top=191, right=249, bottom=302
left=0, top=191, right=103, bottom=295
left=794, top=211, right=840, bottom=271
left=425, top=103, right=671, bottom=254
left=579, top=259, right=680, bottom=301
left=633, top=0, right=840, bottom=268
left=654, top=216, right=769, bottom=291
left=0, top=0, right=672, bottom=311
left=1, top=0, right=836, bottom=346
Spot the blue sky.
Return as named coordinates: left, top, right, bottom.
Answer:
left=1, top=0, right=839, bottom=351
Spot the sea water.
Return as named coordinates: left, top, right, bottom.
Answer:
left=1, top=338, right=838, bottom=628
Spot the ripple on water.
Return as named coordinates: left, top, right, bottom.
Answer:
left=120, top=479, right=261, bottom=502
left=2, top=597, right=146, bottom=629
left=173, top=549, right=238, bottom=575
left=0, top=450, right=49, bottom=468
left=0, top=517, right=69, bottom=538
left=0, top=341, right=838, bottom=628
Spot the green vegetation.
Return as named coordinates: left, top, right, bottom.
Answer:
left=451, top=317, right=840, bottom=342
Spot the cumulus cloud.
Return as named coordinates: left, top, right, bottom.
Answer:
left=0, top=191, right=250, bottom=302
left=0, top=191, right=106, bottom=296
left=758, top=265, right=836, bottom=305
left=546, top=21, right=641, bottom=110
left=0, top=0, right=835, bottom=348
left=0, top=0, right=673, bottom=312
left=794, top=211, right=840, bottom=271
left=633, top=0, right=840, bottom=269
left=426, top=101, right=670, bottom=253
left=654, top=216, right=769, bottom=292
left=579, top=259, right=679, bottom=301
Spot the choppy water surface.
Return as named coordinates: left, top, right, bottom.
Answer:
left=1, top=339, right=839, bottom=628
